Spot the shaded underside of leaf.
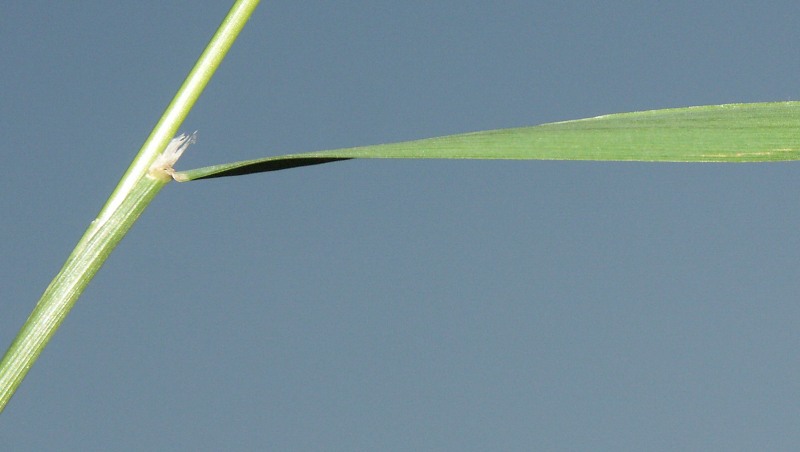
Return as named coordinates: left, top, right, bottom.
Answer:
left=174, top=101, right=800, bottom=181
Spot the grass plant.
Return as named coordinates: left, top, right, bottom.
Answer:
left=2, top=0, right=799, bottom=413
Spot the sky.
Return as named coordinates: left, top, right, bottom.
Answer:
left=3, top=1, right=800, bottom=450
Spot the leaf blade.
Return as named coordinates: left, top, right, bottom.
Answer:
left=175, top=101, right=800, bottom=181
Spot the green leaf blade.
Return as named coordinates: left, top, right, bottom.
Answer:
left=175, top=101, right=800, bottom=181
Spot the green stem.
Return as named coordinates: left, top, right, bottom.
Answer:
left=0, top=0, right=260, bottom=412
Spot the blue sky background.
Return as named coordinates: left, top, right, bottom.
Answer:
left=3, top=1, right=800, bottom=450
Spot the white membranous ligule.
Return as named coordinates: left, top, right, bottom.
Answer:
left=149, top=132, right=197, bottom=180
